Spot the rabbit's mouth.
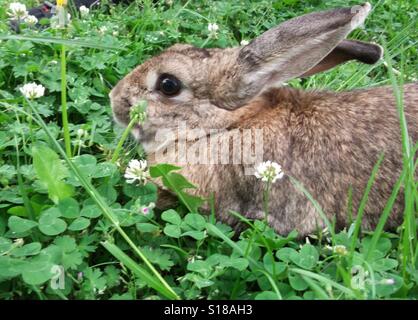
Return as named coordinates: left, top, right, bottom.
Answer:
left=131, top=125, right=146, bottom=141
left=132, top=123, right=191, bottom=157
left=131, top=124, right=161, bottom=153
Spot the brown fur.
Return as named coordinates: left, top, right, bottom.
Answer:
left=110, top=3, right=418, bottom=236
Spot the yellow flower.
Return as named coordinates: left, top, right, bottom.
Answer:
left=56, top=0, right=67, bottom=7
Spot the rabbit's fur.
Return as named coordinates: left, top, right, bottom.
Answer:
left=110, top=3, right=417, bottom=236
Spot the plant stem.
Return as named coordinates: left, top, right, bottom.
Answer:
left=14, top=136, right=39, bottom=242
left=263, top=182, right=271, bottom=229
left=60, top=43, right=71, bottom=157
left=111, top=114, right=139, bottom=163
left=24, top=100, right=35, bottom=145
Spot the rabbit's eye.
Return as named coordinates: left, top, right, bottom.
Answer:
left=157, top=73, right=182, bottom=96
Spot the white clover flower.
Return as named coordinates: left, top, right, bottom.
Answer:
left=124, top=159, right=150, bottom=185
left=141, top=202, right=155, bottom=215
left=24, top=15, right=38, bottom=26
left=255, top=161, right=284, bottom=183
left=99, top=26, right=108, bottom=34
left=149, top=36, right=158, bottom=42
left=187, top=254, right=203, bottom=263
left=240, top=39, right=249, bottom=46
left=382, top=278, right=395, bottom=285
left=8, top=2, right=28, bottom=20
left=77, top=128, right=88, bottom=138
left=79, top=5, right=89, bottom=17
left=326, top=244, right=348, bottom=256
left=19, top=82, right=45, bottom=99
left=208, top=23, right=219, bottom=33
left=14, top=238, right=24, bottom=246
left=97, top=286, right=106, bottom=295
left=333, top=245, right=348, bottom=255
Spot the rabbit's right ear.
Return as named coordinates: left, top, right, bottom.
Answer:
left=217, top=3, right=372, bottom=109
left=299, top=39, right=382, bottom=77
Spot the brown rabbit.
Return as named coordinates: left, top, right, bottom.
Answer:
left=110, top=3, right=418, bottom=236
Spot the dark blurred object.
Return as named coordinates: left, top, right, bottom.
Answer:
left=9, top=0, right=128, bottom=32
left=10, top=1, right=54, bottom=32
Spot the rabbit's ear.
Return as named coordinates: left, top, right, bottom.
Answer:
left=226, top=3, right=372, bottom=108
left=300, top=40, right=383, bottom=77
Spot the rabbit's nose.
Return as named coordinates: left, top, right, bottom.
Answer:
left=109, top=77, right=126, bottom=100
left=109, top=86, right=133, bottom=127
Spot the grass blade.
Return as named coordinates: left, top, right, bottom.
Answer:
left=301, top=275, right=330, bottom=299
left=384, top=45, right=417, bottom=277
left=288, top=176, right=335, bottom=240
left=349, top=154, right=384, bottom=255
left=0, top=34, right=124, bottom=50
left=256, top=269, right=282, bottom=300
left=365, top=168, right=406, bottom=261
left=60, top=44, right=71, bottom=157
left=290, top=268, right=357, bottom=298
left=102, top=241, right=178, bottom=300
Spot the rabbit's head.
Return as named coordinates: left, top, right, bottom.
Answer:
left=110, top=3, right=382, bottom=154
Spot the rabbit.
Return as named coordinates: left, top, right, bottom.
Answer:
left=110, top=3, right=418, bottom=236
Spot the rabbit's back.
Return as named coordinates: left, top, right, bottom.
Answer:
left=231, top=83, right=418, bottom=235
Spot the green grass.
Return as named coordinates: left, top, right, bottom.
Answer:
left=0, top=0, right=416, bottom=300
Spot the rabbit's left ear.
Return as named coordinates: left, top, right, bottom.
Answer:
left=218, top=3, right=373, bottom=109
left=299, top=39, right=382, bottom=77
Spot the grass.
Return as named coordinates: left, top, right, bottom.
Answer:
left=22, top=97, right=179, bottom=299
left=0, top=0, right=416, bottom=300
